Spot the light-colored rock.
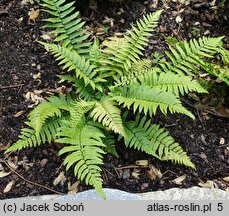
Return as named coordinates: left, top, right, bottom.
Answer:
left=139, top=187, right=229, bottom=200
left=14, top=189, right=142, bottom=200
left=7, top=187, right=229, bottom=200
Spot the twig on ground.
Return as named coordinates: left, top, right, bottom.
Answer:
left=115, top=165, right=149, bottom=170
left=0, top=156, right=64, bottom=195
left=218, top=143, right=229, bottom=148
left=111, top=163, right=122, bottom=178
left=0, top=84, right=24, bottom=90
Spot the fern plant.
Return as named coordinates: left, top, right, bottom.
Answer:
left=161, top=35, right=229, bottom=85
left=6, top=0, right=227, bottom=198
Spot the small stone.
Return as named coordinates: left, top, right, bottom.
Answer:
left=36, top=64, right=41, bottom=70
left=200, top=152, right=207, bottom=159
left=42, top=149, right=48, bottom=155
left=202, top=22, right=212, bottom=27
left=175, top=15, right=183, bottom=23
left=201, top=134, right=207, bottom=144
left=122, top=169, right=130, bottom=179
left=190, top=134, right=194, bottom=139
left=33, top=72, right=41, bottom=80
left=204, top=30, right=210, bottom=35
left=17, top=17, right=24, bottom=24
left=12, top=75, right=19, bottom=80
left=159, top=26, right=166, bottom=33
left=160, top=180, right=165, bottom=185
left=141, top=183, right=149, bottom=189
left=40, top=159, right=48, bottom=167
left=150, top=40, right=158, bottom=45
left=219, top=138, right=225, bottom=145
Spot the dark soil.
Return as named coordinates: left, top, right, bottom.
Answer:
left=0, top=0, right=229, bottom=199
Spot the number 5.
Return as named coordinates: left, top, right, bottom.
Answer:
left=217, top=203, right=223, bottom=211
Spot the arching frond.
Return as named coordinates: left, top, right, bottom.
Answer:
left=123, top=115, right=195, bottom=168
left=47, top=94, right=73, bottom=111
left=89, top=38, right=102, bottom=64
left=138, top=72, right=208, bottom=95
left=28, top=101, right=61, bottom=136
left=114, top=59, right=154, bottom=87
left=27, top=94, right=73, bottom=136
left=208, top=65, right=229, bottom=86
left=68, top=100, right=95, bottom=131
left=90, top=98, right=125, bottom=136
left=57, top=109, right=106, bottom=199
left=97, top=10, right=163, bottom=78
left=160, top=36, right=224, bottom=75
left=57, top=75, right=96, bottom=100
left=41, top=43, right=98, bottom=89
left=103, top=133, right=118, bottom=157
left=109, top=83, right=195, bottom=119
left=41, top=0, right=91, bottom=54
left=5, top=117, right=64, bottom=152
left=87, top=121, right=119, bottom=157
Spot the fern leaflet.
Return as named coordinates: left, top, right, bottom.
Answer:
left=138, top=71, right=208, bottom=95
left=41, top=0, right=91, bottom=54
left=110, top=83, right=195, bottom=119
left=90, top=98, right=126, bottom=136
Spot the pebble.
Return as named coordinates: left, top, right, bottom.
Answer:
left=36, top=64, right=41, bottom=70
left=141, top=183, right=149, bottom=190
left=40, top=158, right=48, bottom=167
left=160, top=180, right=165, bottom=185
left=219, top=138, right=225, bottom=145
left=204, top=30, right=210, bottom=35
left=202, top=22, right=212, bottom=27
left=150, top=40, right=158, bottom=45
left=194, top=2, right=208, bottom=8
left=122, top=169, right=130, bottom=179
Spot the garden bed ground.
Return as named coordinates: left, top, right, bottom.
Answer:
left=0, top=0, right=228, bottom=199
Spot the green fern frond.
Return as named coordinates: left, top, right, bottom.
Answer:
left=57, top=118, right=106, bottom=198
left=123, top=116, right=156, bottom=156
left=208, top=65, right=229, bottom=86
left=138, top=72, right=208, bottom=95
left=123, top=115, right=195, bottom=168
left=103, top=133, right=118, bottom=157
left=41, top=42, right=98, bottom=90
left=110, top=83, right=195, bottom=119
left=86, top=121, right=119, bottom=157
left=28, top=101, right=62, bottom=136
left=57, top=75, right=98, bottom=100
left=73, top=78, right=98, bottom=100
left=114, top=59, right=154, bottom=87
left=47, top=94, right=72, bottom=110
left=89, top=38, right=102, bottom=64
left=90, top=97, right=125, bottom=136
left=160, top=36, right=224, bottom=75
left=5, top=117, right=64, bottom=152
left=41, top=0, right=91, bottom=54
left=99, top=10, right=162, bottom=77
left=219, top=48, right=229, bottom=65
left=69, top=100, right=94, bottom=130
